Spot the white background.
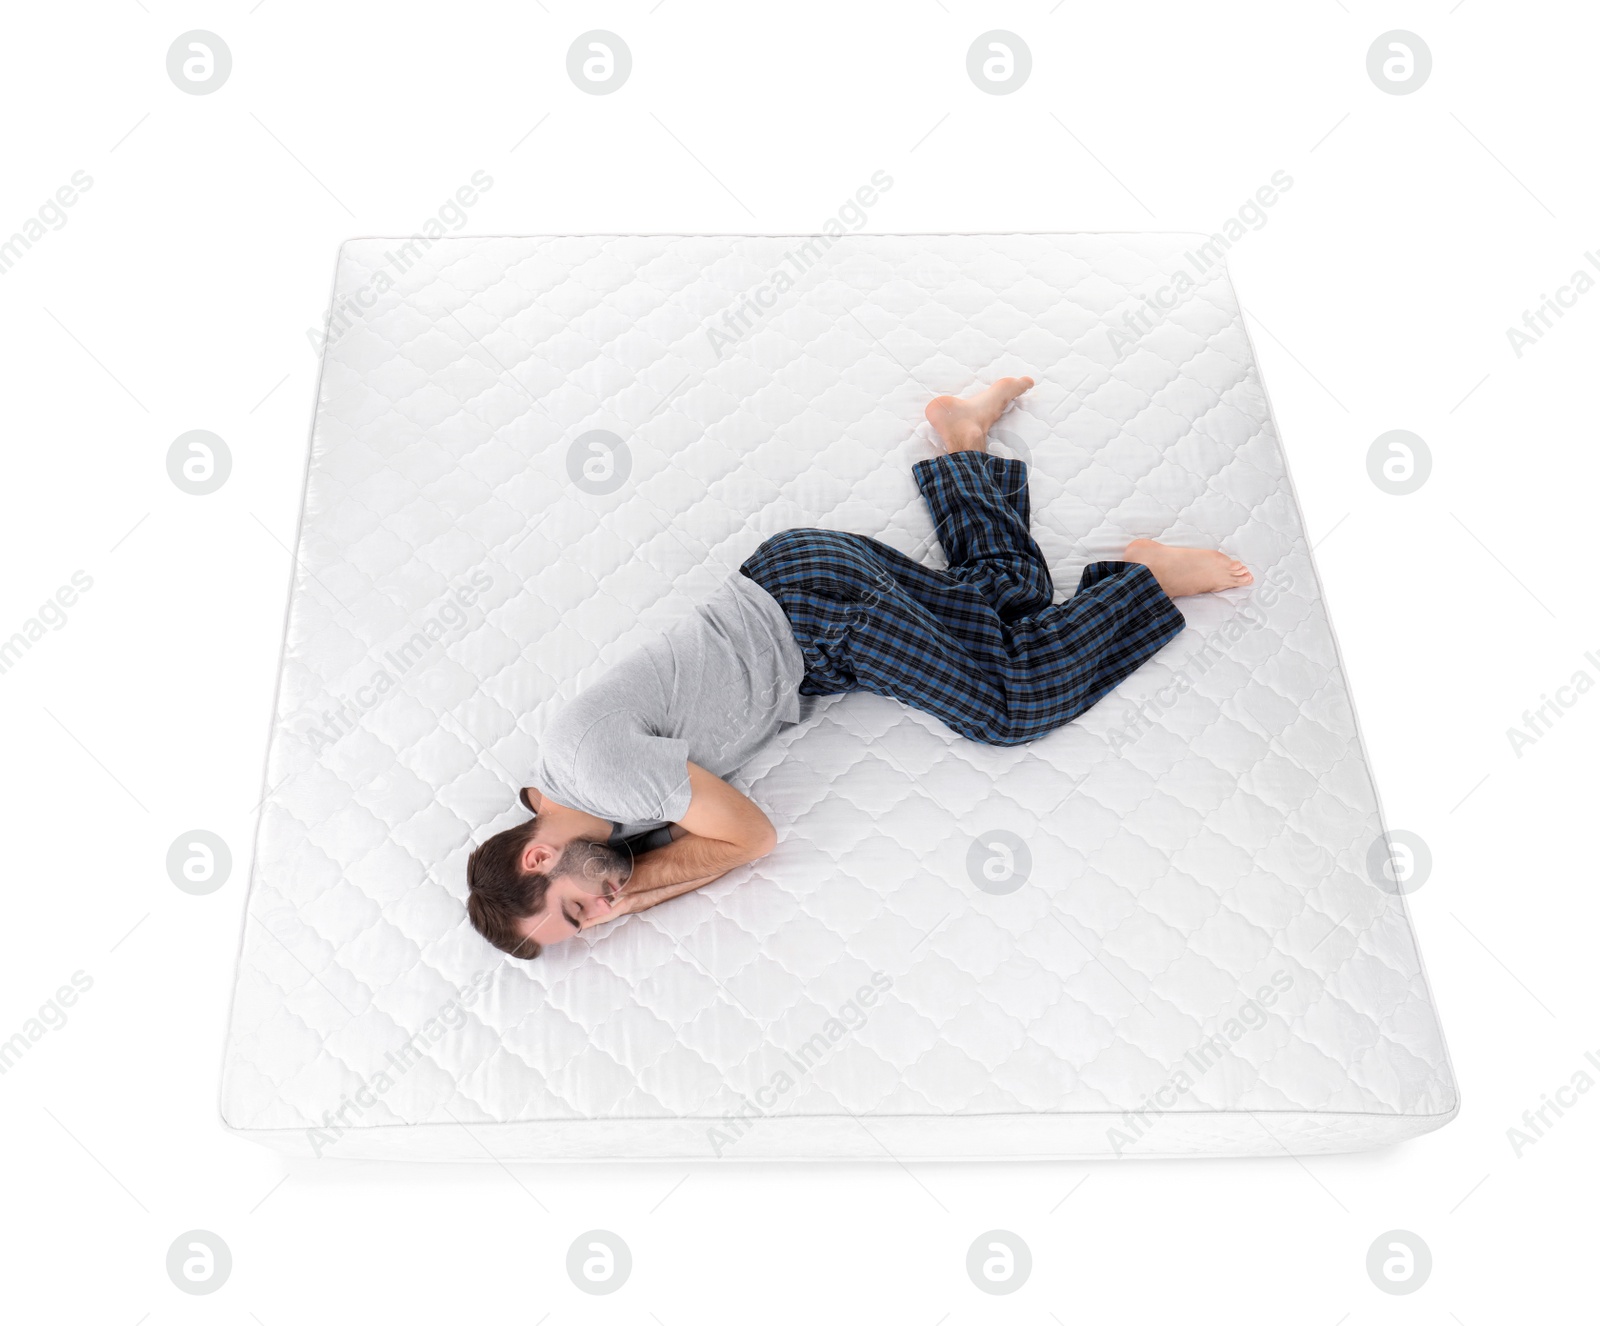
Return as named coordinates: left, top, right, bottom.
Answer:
left=2, top=1, right=1595, bottom=1320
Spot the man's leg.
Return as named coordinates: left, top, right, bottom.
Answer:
left=742, top=513, right=1185, bottom=746
left=913, top=450, right=1052, bottom=620
left=911, top=378, right=1254, bottom=741
left=911, top=446, right=1192, bottom=741
left=741, top=524, right=1015, bottom=735
left=742, top=377, right=1253, bottom=746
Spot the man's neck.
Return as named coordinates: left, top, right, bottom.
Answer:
left=523, top=787, right=613, bottom=841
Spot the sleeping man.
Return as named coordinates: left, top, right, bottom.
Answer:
left=466, top=376, right=1253, bottom=959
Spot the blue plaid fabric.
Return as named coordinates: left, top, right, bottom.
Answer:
left=739, top=451, right=1186, bottom=747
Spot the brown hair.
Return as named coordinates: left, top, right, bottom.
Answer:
left=465, top=817, right=551, bottom=961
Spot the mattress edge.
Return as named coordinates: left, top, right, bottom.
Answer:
left=215, top=238, right=354, bottom=1131
left=1224, top=251, right=1462, bottom=1121
left=333, top=229, right=1224, bottom=246
left=217, top=1102, right=1462, bottom=1161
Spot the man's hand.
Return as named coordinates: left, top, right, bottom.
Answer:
left=573, top=858, right=634, bottom=932
left=577, top=888, right=634, bottom=930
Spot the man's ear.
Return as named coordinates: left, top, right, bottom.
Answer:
left=519, top=839, right=558, bottom=875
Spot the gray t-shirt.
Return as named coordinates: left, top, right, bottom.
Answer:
left=528, top=573, right=805, bottom=835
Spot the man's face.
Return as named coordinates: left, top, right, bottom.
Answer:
left=516, top=838, right=632, bottom=948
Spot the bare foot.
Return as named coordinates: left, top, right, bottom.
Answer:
left=1123, top=538, right=1253, bottom=597
left=925, top=376, right=1035, bottom=453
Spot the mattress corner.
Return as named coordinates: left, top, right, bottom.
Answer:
left=215, top=1082, right=246, bottom=1137
left=333, top=235, right=388, bottom=267
left=214, top=1058, right=263, bottom=1142
left=1437, top=1072, right=1463, bottom=1124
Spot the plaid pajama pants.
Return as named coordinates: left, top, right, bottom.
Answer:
left=738, top=451, right=1186, bottom=747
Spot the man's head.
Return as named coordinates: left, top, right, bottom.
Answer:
left=466, top=817, right=631, bottom=960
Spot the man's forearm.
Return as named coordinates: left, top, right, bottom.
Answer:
left=618, top=871, right=725, bottom=915
left=584, top=842, right=735, bottom=932
left=624, top=831, right=752, bottom=895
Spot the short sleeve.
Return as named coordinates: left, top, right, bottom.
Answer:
left=567, top=712, right=692, bottom=824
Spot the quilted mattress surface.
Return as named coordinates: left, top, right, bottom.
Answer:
left=219, top=233, right=1458, bottom=1159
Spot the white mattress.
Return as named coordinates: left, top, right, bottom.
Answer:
left=219, top=233, right=1459, bottom=1160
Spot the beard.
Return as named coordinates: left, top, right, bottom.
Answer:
left=553, top=838, right=633, bottom=898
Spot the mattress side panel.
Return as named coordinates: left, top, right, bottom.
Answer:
left=229, top=1103, right=1461, bottom=1161
left=1209, top=254, right=1459, bottom=1121
left=219, top=238, right=376, bottom=1131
